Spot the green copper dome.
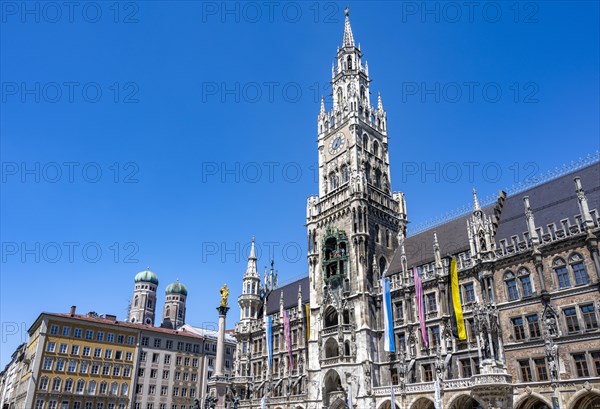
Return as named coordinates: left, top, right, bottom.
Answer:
left=134, top=268, right=159, bottom=285
left=165, top=281, right=188, bottom=296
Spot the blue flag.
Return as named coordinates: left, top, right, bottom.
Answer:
left=381, top=277, right=396, bottom=353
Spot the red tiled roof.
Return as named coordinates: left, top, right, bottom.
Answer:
left=44, top=313, right=205, bottom=340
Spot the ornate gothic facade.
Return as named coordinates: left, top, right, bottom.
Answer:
left=229, top=10, right=600, bottom=409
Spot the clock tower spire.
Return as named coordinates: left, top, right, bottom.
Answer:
left=306, top=9, right=407, bottom=406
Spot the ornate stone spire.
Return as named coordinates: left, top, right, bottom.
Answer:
left=244, top=237, right=258, bottom=277
left=319, top=96, right=326, bottom=117
left=342, top=7, right=355, bottom=47
left=523, top=196, right=539, bottom=244
left=377, top=92, right=384, bottom=111
left=472, top=188, right=481, bottom=212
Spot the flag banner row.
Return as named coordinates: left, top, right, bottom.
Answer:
left=381, top=277, right=396, bottom=353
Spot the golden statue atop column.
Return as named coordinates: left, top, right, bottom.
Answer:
left=219, top=283, right=229, bottom=307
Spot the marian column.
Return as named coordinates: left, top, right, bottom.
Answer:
left=207, top=284, right=231, bottom=409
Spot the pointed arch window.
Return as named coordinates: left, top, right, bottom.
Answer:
left=363, top=134, right=369, bottom=150
left=360, top=86, right=366, bottom=101
left=133, top=296, right=138, bottom=307
left=373, top=140, right=379, bottom=157
left=504, top=271, right=519, bottom=301
left=375, top=225, right=380, bottom=243
left=379, top=257, right=387, bottom=277
left=553, top=257, right=570, bottom=289
left=347, top=55, right=353, bottom=70
left=52, top=377, right=62, bottom=392
left=337, top=88, right=343, bottom=106
left=569, top=253, right=588, bottom=285
left=39, top=376, right=49, bottom=390
left=375, top=169, right=382, bottom=189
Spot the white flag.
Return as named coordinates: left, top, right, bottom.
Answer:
left=347, top=385, right=353, bottom=409
left=390, top=382, right=396, bottom=408
left=261, top=395, right=267, bottom=409
left=434, top=377, right=442, bottom=409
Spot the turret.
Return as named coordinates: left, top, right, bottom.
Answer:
left=128, top=268, right=158, bottom=326
left=238, top=237, right=262, bottom=322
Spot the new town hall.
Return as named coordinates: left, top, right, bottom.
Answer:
left=1, top=9, right=599, bottom=409
left=228, top=10, right=600, bottom=409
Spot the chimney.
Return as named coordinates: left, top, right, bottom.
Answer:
left=70, top=306, right=76, bottom=317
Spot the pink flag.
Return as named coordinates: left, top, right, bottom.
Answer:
left=413, top=267, right=428, bottom=347
left=283, top=310, right=293, bottom=370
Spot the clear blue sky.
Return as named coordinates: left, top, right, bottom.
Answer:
left=1, top=1, right=598, bottom=366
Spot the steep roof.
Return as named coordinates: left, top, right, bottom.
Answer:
left=389, top=162, right=599, bottom=272
left=264, top=277, right=310, bottom=316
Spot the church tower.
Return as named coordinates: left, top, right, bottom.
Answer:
left=306, top=8, right=407, bottom=407
left=162, top=280, right=188, bottom=329
left=128, top=268, right=159, bottom=325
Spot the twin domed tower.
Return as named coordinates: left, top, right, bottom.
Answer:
left=127, top=268, right=188, bottom=329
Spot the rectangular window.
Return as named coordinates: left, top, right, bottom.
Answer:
left=192, top=358, right=198, bottom=368
left=154, top=338, right=161, bottom=348
left=176, top=357, right=182, bottom=365
left=534, top=358, right=548, bottom=381
left=193, top=344, right=200, bottom=353
left=395, top=302, right=404, bottom=322
left=113, top=366, right=121, bottom=376
left=520, top=275, right=533, bottom=297
left=141, top=337, right=149, bottom=346
left=82, top=346, right=91, bottom=357
left=138, top=368, right=145, bottom=377
left=527, top=315, right=540, bottom=338
left=91, top=364, right=99, bottom=374
left=128, top=335, right=136, bottom=345
left=422, top=364, right=433, bottom=382
left=62, top=326, right=71, bottom=337
left=105, top=349, right=113, bottom=359
left=47, top=342, right=56, bottom=352
left=74, top=328, right=82, bottom=338
left=140, top=352, right=146, bottom=361
left=430, top=326, right=440, bottom=347
left=68, top=360, right=77, bottom=372
left=574, top=353, right=590, bottom=377
left=565, top=308, right=580, bottom=333
left=94, top=348, right=102, bottom=358
left=164, top=355, right=171, bottom=364
left=163, top=370, right=170, bottom=379
left=71, top=345, right=80, bottom=355
left=102, top=365, right=111, bottom=376
left=115, top=350, right=122, bottom=360
left=117, top=335, right=125, bottom=344
left=35, top=400, right=45, bottom=409
left=125, top=352, right=133, bottom=361
left=460, top=359, right=472, bottom=378
left=506, top=278, right=519, bottom=301
left=556, top=267, right=570, bottom=288
left=166, top=340, right=173, bottom=349
left=50, top=325, right=59, bottom=335
left=124, top=367, right=131, bottom=377
left=152, top=353, right=159, bottom=363
left=161, top=386, right=168, bottom=396
left=107, top=333, right=115, bottom=343
left=512, top=317, right=525, bottom=341
left=425, top=293, right=437, bottom=313
left=96, top=331, right=104, bottom=341
left=573, top=262, right=588, bottom=285
left=177, top=342, right=184, bottom=351
left=464, top=283, right=475, bottom=303
left=184, top=357, right=190, bottom=366
left=518, top=360, right=532, bottom=382
left=185, top=343, right=191, bottom=352
left=43, top=358, right=53, bottom=370
left=149, top=385, right=156, bottom=395
left=581, top=304, right=598, bottom=330
left=150, top=369, right=157, bottom=378
left=80, top=361, right=89, bottom=374
left=591, top=352, right=600, bottom=376
left=59, top=343, right=68, bottom=354
left=55, top=360, right=65, bottom=371
left=85, top=330, right=93, bottom=340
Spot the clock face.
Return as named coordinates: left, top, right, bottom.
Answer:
left=329, top=132, right=345, bottom=154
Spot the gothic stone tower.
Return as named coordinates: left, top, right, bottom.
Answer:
left=305, top=9, right=407, bottom=408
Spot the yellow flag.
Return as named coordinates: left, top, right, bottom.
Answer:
left=305, top=303, right=310, bottom=341
left=451, top=257, right=467, bottom=340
